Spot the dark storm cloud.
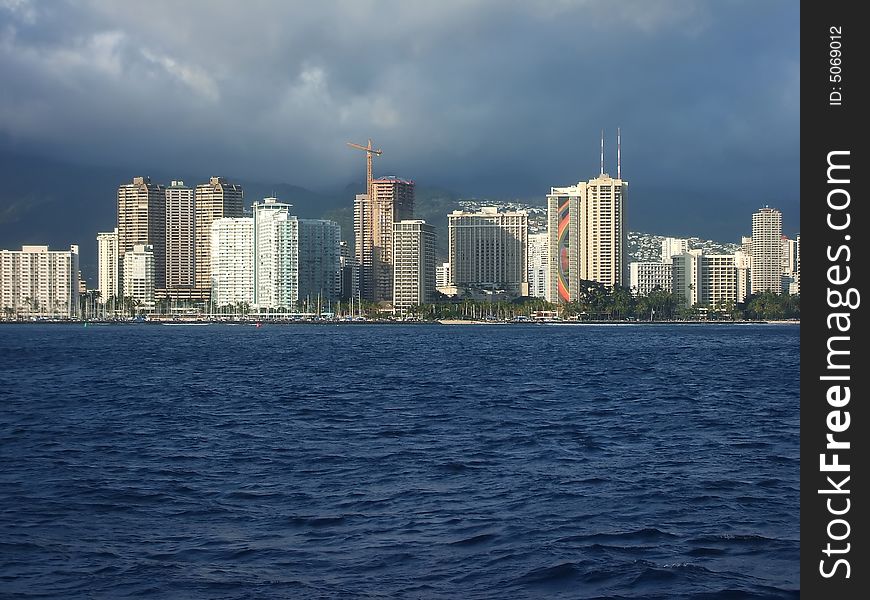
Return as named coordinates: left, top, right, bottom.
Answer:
left=0, top=0, right=799, bottom=237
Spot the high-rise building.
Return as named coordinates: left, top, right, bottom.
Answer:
left=448, top=206, right=528, bottom=297
left=0, top=245, right=80, bottom=319
left=435, top=262, right=451, bottom=291
left=527, top=232, right=549, bottom=299
left=750, top=207, right=783, bottom=294
left=393, top=220, right=436, bottom=315
left=629, top=262, right=672, bottom=296
left=672, top=250, right=739, bottom=308
left=339, top=240, right=358, bottom=302
left=97, top=228, right=119, bottom=302
left=792, top=234, right=800, bottom=295
left=164, top=180, right=195, bottom=295
left=661, top=237, right=689, bottom=263
left=672, top=250, right=702, bottom=307
left=735, top=250, right=751, bottom=304
left=297, top=219, right=341, bottom=305
left=195, top=177, right=244, bottom=294
left=210, top=217, right=254, bottom=307
left=117, top=176, right=165, bottom=292
left=354, top=176, right=414, bottom=303
left=253, top=198, right=298, bottom=310
left=122, top=244, right=155, bottom=305
left=547, top=172, right=628, bottom=302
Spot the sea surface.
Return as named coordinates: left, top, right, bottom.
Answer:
left=0, top=323, right=799, bottom=599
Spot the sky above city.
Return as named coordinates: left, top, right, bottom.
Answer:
left=0, top=0, right=799, bottom=236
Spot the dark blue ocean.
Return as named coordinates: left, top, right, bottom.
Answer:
left=0, top=323, right=799, bottom=599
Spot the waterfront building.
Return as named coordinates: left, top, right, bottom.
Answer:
left=791, top=234, right=800, bottom=295
left=448, top=206, right=528, bottom=297
left=354, top=176, right=415, bottom=303
left=661, top=237, right=689, bottom=263
left=252, top=198, right=298, bottom=310
left=117, top=176, right=165, bottom=292
left=163, top=180, right=195, bottom=297
left=122, top=244, right=155, bottom=305
left=436, top=262, right=451, bottom=289
left=297, top=219, right=341, bottom=305
left=195, top=177, right=244, bottom=295
left=96, top=228, right=119, bottom=301
left=750, top=207, right=782, bottom=294
left=629, top=262, right=672, bottom=296
left=527, top=232, right=549, bottom=299
left=735, top=250, right=751, bottom=304
left=393, top=220, right=436, bottom=315
left=547, top=172, right=628, bottom=302
left=0, top=245, right=80, bottom=319
left=210, top=217, right=254, bottom=307
left=671, top=250, right=702, bottom=307
left=701, top=254, right=738, bottom=308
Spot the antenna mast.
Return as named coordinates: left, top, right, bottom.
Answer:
left=600, top=129, right=605, bottom=176
left=617, top=127, right=621, bottom=180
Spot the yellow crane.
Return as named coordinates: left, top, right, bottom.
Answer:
left=346, top=139, right=382, bottom=202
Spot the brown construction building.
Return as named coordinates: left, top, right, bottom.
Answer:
left=117, top=176, right=166, bottom=294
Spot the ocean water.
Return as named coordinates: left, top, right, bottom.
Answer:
left=0, top=323, right=799, bottom=599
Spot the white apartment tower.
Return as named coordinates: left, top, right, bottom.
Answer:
left=253, top=198, right=298, bottom=310
left=661, top=237, right=689, bottom=263
left=0, top=245, right=80, bottom=319
left=195, top=177, right=244, bottom=294
left=629, top=262, right=673, bottom=296
left=393, top=220, right=436, bottom=314
left=210, top=217, right=254, bottom=307
left=122, top=244, right=155, bottom=304
left=165, top=180, right=195, bottom=294
left=750, top=207, right=783, bottom=294
left=448, top=206, right=528, bottom=297
left=527, top=232, right=550, bottom=299
left=97, top=228, right=119, bottom=301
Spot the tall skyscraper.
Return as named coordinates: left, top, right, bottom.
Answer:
left=117, top=176, right=165, bottom=292
left=0, top=245, right=79, bottom=319
left=297, top=219, right=341, bottom=304
left=164, top=180, right=195, bottom=295
left=96, top=228, right=119, bottom=301
left=393, top=220, right=436, bottom=314
left=354, top=176, right=414, bottom=303
left=547, top=171, right=628, bottom=303
left=448, top=206, right=528, bottom=297
left=210, top=217, right=254, bottom=307
left=252, top=198, right=298, bottom=310
left=527, top=232, right=550, bottom=299
left=195, top=177, right=244, bottom=294
left=750, top=207, right=783, bottom=294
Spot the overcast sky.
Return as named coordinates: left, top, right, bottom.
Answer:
left=1, top=0, right=799, bottom=235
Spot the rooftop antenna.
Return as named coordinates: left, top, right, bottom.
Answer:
left=600, top=129, right=605, bottom=176
left=617, top=127, right=621, bottom=180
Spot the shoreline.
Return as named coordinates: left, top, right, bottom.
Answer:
left=0, top=319, right=800, bottom=326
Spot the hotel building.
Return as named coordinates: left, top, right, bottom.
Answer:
left=0, top=245, right=80, bottom=319
left=96, top=228, right=119, bottom=301
left=393, top=220, right=436, bottom=314
left=117, top=176, right=165, bottom=292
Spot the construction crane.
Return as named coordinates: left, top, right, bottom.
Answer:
left=346, top=139, right=382, bottom=202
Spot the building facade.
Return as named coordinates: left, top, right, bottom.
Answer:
left=547, top=173, right=628, bottom=302
left=527, top=232, right=549, bottom=299
left=117, top=176, right=165, bottom=292
left=339, top=240, right=358, bottom=302
left=164, top=180, right=195, bottom=296
left=661, top=237, right=689, bottom=263
left=750, top=207, right=783, bottom=294
left=354, top=176, right=415, bottom=303
left=0, top=245, right=80, bottom=319
left=448, top=206, right=528, bottom=297
left=122, top=244, right=155, bottom=305
left=195, top=176, right=244, bottom=294
left=210, top=217, right=254, bottom=307
left=297, top=219, right=341, bottom=305
left=252, top=198, right=298, bottom=310
left=629, top=262, right=672, bottom=296
left=393, top=220, right=436, bottom=315
left=97, top=228, right=119, bottom=302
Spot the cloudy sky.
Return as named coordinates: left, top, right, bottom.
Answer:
left=0, top=0, right=799, bottom=237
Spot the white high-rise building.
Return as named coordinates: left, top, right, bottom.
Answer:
left=253, top=198, right=298, bottom=310
left=97, top=228, right=119, bottom=302
left=672, top=250, right=739, bottom=308
left=393, top=220, right=436, bottom=315
left=629, top=262, right=672, bottom=296
left=210, top=217, right=254, bottom=307
left=735, top=250, right=751, bottom=304
left=436, top=262, right=451, bottom=289
left=750, top=207, right=783, bottom=294
left=547, top=171, right=628, bottom=302
left=661, top=237, right=689, bottom=263
left=0, top=245, right=80, bottom=319
left=122, top=244, right=155, bottom=305
left=527, top=232, right=549, bottom=299
left=448, top=206, right=528, bottom=297
left=672, top=250, right=702, bottom=307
